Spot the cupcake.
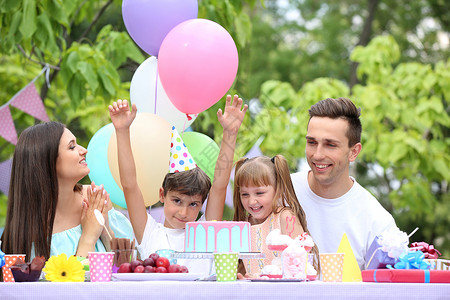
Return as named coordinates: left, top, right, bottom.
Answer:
left=266, top=229, right=293, bottom=251
left=10, top=256, right=46, bottom=282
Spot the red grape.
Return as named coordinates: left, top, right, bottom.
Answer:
left=134, top=265, right=145, bottom=273
left=143, top=258, right=155, bottom=267
left=167, top=264, right=181, bottom=273
left=144, top=266, right=155, bottom=273
left=118, top=263, right=131, bottom=273
left=155, top=266, right=168, bottom=273
left=149, top=253, right=159, bottom=262
left=130, top=260, right=143, bottom=272
left=179, top=265, right=189, bottom=273
left=155, top=257, right=170, bottom=269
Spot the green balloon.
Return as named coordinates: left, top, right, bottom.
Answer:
left=181, top=132, right=219, bottom=182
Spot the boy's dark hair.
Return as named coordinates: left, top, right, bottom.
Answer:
left=308, top=97, right=362, bottom=147
left=161, top=167, right=211, bottom=202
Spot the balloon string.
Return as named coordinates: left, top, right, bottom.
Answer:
left=154, top=59, right=158, bottom=115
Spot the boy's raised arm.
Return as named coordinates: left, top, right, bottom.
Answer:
left=205, top=95, right=248, bottom=221
left=109, top=100, right=147, bottom=243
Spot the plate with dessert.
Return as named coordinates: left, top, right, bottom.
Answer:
left=112, top=273, right=203, bottom=281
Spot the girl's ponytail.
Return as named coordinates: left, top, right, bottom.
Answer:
left=233, top=158, right=248, bottom=222
left=272, top=155, right=321, bottom=274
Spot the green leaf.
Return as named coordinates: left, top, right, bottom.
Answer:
left=20, top=0, right=37, bottom=38
left=36, top=13, right=58, bottom=53
left=76, top=61, right=99, bottom=93
left=432, top=159, right=450, bottom=181
left=404, top=137, right=425, bottom=154
left=64, top=51, right=81, bottom=73
left=0, top=0, right=20, bottom=13
left=3, top=11, right=22, bottom=51
left=98, top=67, right=115, bottom=96
left=234, top=12, right=251, bottom=48
left=67, top=73, right=83, bottom=103
left=47, top=0, right=70, bottom=28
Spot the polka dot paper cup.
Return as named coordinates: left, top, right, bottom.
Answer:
left=319, top=253, right=344, bottom=282
left=88, top=252, right=114, bottom=282
left=214, top=252, right=238, bottom=282
left=2, top=254, right=26, bottom=282
left=156, top=249, right=177, bottom=265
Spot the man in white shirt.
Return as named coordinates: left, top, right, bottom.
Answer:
left=291, top=97, right=397, bottom=270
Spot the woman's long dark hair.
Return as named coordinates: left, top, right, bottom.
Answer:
left=0, top=122, right=81, bottom=260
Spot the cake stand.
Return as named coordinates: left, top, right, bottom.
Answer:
left=172, top=252, right=265, bottom=278
left=172, top=252, right=265, bottom=260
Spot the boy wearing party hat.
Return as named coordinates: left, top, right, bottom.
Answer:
left=109, top=96, right=247, bottom=274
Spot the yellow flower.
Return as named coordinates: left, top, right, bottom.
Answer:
left=43, top=253, right=85, bottom=282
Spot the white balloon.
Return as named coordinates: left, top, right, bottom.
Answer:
left=130, top=56, right=197, bottom=131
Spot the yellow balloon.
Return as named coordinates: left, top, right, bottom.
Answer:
left=108, top=113, right=172, bottom=206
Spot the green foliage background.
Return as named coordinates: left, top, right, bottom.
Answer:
left=1, top=0, right=448, bottom=257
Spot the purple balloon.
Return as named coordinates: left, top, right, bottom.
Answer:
left=122, top=0, right=198, bottom=56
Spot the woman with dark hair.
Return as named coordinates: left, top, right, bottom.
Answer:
left=0, top=122, right=133, bottom=260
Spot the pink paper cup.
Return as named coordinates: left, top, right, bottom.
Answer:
left=2, top=254, right=26, bottom=282
left=320, top=253, right=344, bottom=282
left=88, top=252, right=114, bottom=282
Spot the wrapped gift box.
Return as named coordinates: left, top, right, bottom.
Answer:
left=365, top=237, right=397, bottom=269
left=425, top=259, right=450, bottom=270
left=362, top=269, right=450, bottom=283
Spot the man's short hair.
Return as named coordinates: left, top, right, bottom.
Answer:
left=308, top=97, right=362, bottom=146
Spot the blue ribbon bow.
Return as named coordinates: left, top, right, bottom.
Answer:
left=387, top=250, right=431, bottom=270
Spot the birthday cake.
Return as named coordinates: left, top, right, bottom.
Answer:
left=184, top=221, right=251, bottom=253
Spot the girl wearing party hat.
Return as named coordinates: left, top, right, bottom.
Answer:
left=109, top=95, right=247, bottom=274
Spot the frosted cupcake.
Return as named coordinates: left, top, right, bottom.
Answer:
left=266, top=229, right=293, bottom=251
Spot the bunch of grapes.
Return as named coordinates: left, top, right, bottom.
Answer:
left=118, top=253, right=188, bottom=273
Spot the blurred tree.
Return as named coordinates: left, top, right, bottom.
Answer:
left=1, top=1, right=448, bottom=256
left=236, top=36, right=449, bottom=256
left=0, top=0, right=257, bottom=226
left=232, top=0, right=449, bottom=98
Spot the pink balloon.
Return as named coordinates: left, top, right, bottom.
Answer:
left=122, top=0, right=198, bottom=56
left=158, top=19, right=239, bottom=114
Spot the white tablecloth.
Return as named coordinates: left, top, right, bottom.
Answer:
left=1, top=281, right=449, bottom=299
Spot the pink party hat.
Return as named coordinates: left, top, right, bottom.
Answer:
left=169, top=126, right=196, bottom=173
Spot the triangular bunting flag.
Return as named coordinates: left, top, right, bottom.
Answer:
left=0, top=159, right=13, bottom=196
left=337, top=233, right=362, bottom=282
left=10, top=82, right=50, bottom=122
left=0, top=106, right=18, bottom=144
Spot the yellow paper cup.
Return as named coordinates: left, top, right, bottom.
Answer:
left=2, top=254, right=26, bottom=282
left=320, top=253, right=344, bottom=282
left=214, top=252, right=238, bottom=282
left=88, top=252, right=114, bottom=282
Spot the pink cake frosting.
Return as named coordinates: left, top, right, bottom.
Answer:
left=184, top=221, right=251, bottom=253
